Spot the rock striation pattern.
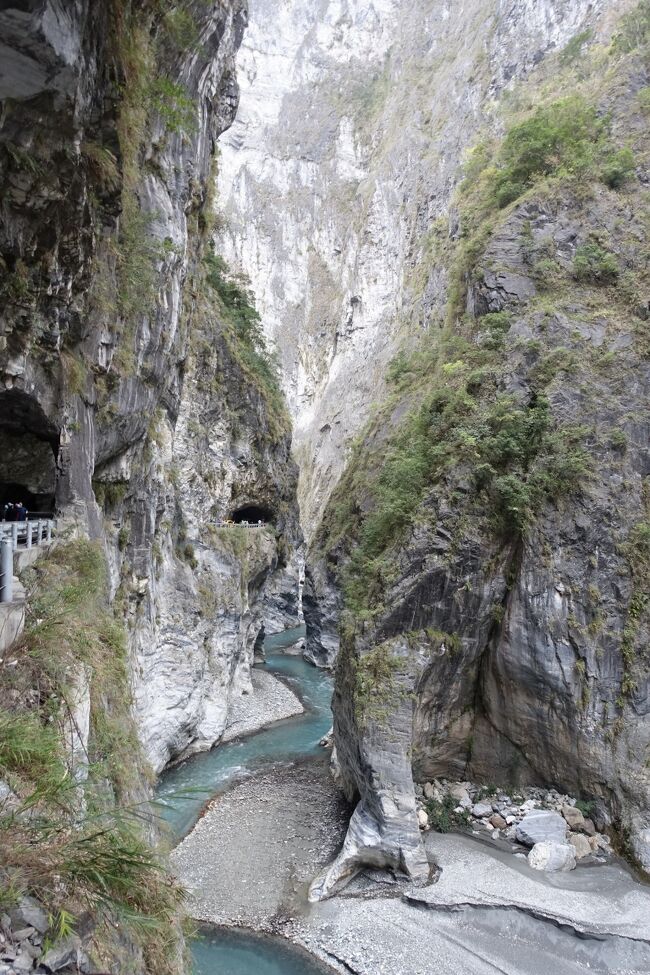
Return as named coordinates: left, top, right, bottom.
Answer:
left=216, top=0, right=628, bottom=537
left=299, top=1, right=650, bottom=895
left=0, top=0, right=301, bottom=775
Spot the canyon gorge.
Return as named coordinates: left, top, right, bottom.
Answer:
left=0, top=1, right=649, bottom=974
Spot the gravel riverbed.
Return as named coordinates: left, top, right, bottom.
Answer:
left=220, top=667, right=304, bottom=744
left=172, top=757, right=650, bottom=975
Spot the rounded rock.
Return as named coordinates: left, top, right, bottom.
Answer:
left=528, top=841, right=576, bottom=872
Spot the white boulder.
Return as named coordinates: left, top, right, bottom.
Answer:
left=528, top=842, right=576, bottom=872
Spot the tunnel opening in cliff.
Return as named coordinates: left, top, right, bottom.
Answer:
left=231, top=504, right=274, bottom=525
left=0, top=390, right=59, bottom=515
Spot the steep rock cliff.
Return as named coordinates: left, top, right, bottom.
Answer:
left=292, top=2, right=649, bottom=896
left=216, top=0, right=632, bottom=537
left=0, top=0, right=301, bottom=776
left=0, top=3, right=301, bottom=967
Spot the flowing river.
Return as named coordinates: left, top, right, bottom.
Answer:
left=156, top=627, right=335, bottom=974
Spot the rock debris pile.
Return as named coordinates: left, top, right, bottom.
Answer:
left=0, top=897, right=86, bottom=975
left=416, top=779, right=613, bottom=873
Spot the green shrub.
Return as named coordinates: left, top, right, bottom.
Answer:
left=148, top=77, right=195, bottom=134
left=0, top=710, right=65, bottom=800
left=425, top=794, right=471, bottom=833
left=575, top=798, right=596, bottom=817
left=480, top=311, right=511, bottom=333
left=530, top=347, right=576, bottom=387
left=609, top=428, right=628, bottom=452
left=354, top=644, right=403, bottom=726
left=203, top=251, right=287, bottom=428
left=205, top=253, right=266, bottom=353
left=474, top=785, right=497, bottom=802
left=93, top=480, right=128, bottom=509
left=611, top=1, right=650, bottom=54
left=162, top=7, right=200, bottom=49
left=182, top=542, right=198, bottom=570
left=492, top=97, right=605, bottom=209
left=532, top=255, right=562, bottom=286
left=572, top=243, right=619, bottom=283
left=81, top=141, right=120, bottom=191
left=338, top=349, right=590, bottom=613
left=601, top=147, right=636, bottom=189
left=480, top=312, right=512, bottom=349
left=0, top=541, right=183, bottom=974
left=639, top=87, right=650, bottom=113
left=559, top=30, right=593, bottom=65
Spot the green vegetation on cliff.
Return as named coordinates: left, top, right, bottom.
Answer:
left=201, top=251, right=290, bottom=436
left=204, top=253, right=289, bottom=430
left=0, top=542, right=183, bottom=974
left=316, top=2, right=648, bottom=634
left=324, top=320, right=591, bottom=618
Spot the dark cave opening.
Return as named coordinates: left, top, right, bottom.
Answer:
left=0, top=390, right=59, bottom=516
left=230, top=505, right=274, bottom=525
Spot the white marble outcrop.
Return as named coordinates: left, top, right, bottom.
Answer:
left=217, top=0, right=616, bottom=537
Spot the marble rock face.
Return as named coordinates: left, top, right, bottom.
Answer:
left=0, top=0, right=301, bottom=775
left=516, top=811, right=568, bottom=848
left=279, top=0, right=650, bottom=892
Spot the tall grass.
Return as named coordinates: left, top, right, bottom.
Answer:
left=0, top=541, right=184, bottom=975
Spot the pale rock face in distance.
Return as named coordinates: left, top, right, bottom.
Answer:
left=216, top=0, right=616, bottom=539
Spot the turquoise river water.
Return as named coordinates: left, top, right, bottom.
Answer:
left=156, top=627, right=335, bottom=975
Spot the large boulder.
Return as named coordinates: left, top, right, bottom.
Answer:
left=528, top=842, right=576, bottom=872
left=562, top=804, right=585, bottom=830
left=471, top=801, right=493, bottom=818
left=569, top=833, right=592, bottom=859
left=516, top=810, right=567, bottom=847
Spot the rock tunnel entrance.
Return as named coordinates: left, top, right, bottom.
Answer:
left=230, top=505, right=274, bottom=525
left=0, top=390, right=59, bottom=516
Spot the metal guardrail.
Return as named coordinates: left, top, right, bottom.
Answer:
left=215, top=520, right=266, bottom=529
left=0, top=518, right=55, bottom=603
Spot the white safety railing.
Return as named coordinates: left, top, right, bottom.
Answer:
left=0, top=517, right=56, bottom=603
left=0, top=518, right=54, bottom=549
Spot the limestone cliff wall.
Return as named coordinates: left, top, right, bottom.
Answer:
left=275, top=0, right=650, bottom=896
left=0, top=0, right=301, bottom=774
left=216, top=0, right=633, bottom=537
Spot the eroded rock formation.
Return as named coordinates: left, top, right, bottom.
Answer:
left=0, top=0, right=301, bottom=777
left=216, top=0, right=649, bottom=895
